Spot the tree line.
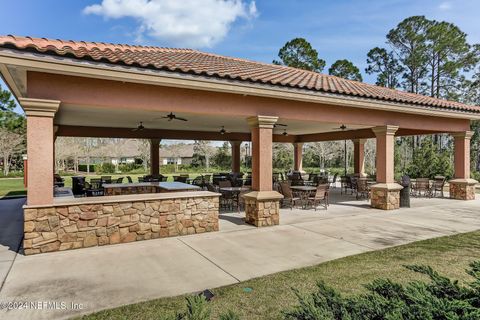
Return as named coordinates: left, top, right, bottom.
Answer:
left=273, top=15, right=480, bottom=179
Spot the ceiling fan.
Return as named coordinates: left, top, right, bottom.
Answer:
left=156, top=112, right=188, bottom=122
left=132, top=122, right=145, bottom=131
left=219, top=126, right=230, bottom=135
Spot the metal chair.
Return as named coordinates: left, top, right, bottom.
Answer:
left=431, top=176, right=446, bottom=198
left=279, top=181, right=301, bottom=209
left=356, top=178, right=370, bottom=200
left=86, top=178, right=104, bottom=197
left=126, top=176, right=133, bottom=183
left=308, top=184, right=329, bottom=210
left=414, top=178, right=431, bottom=197
left=115, top=177, right=124, bottom=183
left=101, top=176, right=112, bottom=184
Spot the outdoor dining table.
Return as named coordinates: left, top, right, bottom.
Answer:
left=290, top=185, right=317, bottom=209
left=219, top=186, right=251, bottom=212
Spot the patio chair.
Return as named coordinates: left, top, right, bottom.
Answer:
left=138, top=177, right=144, bottom=182
left=414, top=178, right=431, bottom=197
left=356, top=178, right=370, bottom=200
left=203, top=175, right=212, bottom=183
left=192, top=176, right=204, bottom=189
left=340, top=176, right=352, bottom=195
left=206, top=183, right=218, bottom=193
left=431, top=176, right=446, bottom=198
left=54, top=174, right=65, bottom=187
left=86, top=178, right=104, bottom=197
left=160, top=175, right=168, bottom=182
left=100, top=176, right=112, bottom=184
left=279, top=181, right=301, bottom=209
left=115, top=177, right=124, bottom=183
left=329, top=173, right=338, bottom=188
left=176, top=176, right=188, bottom=183
left=308, top=184, right=329, bottom=210
left=218, top=180, right=234, bottom=209
left=126, top=176, right=133, bottom=183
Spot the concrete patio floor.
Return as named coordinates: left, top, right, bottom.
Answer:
left=1, top=190, right=480, bottom=320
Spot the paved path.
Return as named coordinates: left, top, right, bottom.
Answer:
left=0, top=194, right=479, bottom=319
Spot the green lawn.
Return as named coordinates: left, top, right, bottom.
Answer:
left=80, top=231, right=480, bottom=320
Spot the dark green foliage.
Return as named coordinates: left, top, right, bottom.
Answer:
left=78, top=164, right=96, bottom=173
left=404, top=136, right=452, bottom=179
left=99, top=162, right=116, bottom=174
left=365, top=47, right=403, bottom=88
left=284, top=261, right=480, bottom=320
left=328, top=59, right=363, bottom=81
left=212, top=142, right=232, bottom=169
left=273, top=38, right=326, bottom=72
left=219, top=310, right=240, bottom=320
left=0, top=84, right=25, bottom=132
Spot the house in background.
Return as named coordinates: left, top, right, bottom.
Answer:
left=160, top=143, right=195, bottom=165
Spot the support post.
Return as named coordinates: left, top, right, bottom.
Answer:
left=150, top=138, right=161, bottom=176
left=20, top=98, right=60, bottom=206
left=293, top=142, right=304, bottom=172
left=449, top=131, right=477, bottom=200
left=352, top=139, right=366, bottom=177
left=370, top=125, right=402, bottom=210
left=230, top=141, right=242, bottom=174
left=243, top=116, right=283, bottom=227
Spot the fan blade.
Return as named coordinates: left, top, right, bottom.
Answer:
left=175, top=117, right=188, bottom=121
left=132, top=128, right=138, bottom=132
left=275, top=123, right=288, bottom=127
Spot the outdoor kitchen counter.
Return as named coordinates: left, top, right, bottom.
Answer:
left=39, top=190, right=218, bottom=208
left=102, top=181, right=201, bottom=196
left=22, top=190, right=221, bottom=255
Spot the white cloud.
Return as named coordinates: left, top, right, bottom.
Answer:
left=84, top=0, right=258, bottom=48
left=438, top=1, right=452, bottom=11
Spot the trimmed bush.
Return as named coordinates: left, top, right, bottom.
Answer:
left=284, top=261, right=480, bottom=319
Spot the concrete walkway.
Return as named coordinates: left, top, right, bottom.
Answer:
left=1, top=193, right=480, bottom=319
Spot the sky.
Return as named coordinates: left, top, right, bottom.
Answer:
left=1, top=0, right=479, bottom=115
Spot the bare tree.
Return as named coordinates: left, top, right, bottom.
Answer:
left=0, top=128, right=24, bottom=176
left=193, top=140, right=216, bottom=171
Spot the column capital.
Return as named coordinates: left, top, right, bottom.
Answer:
left=247, top=115, right=278, bottom=129
left=229, top=140, right=242, bottom=146
left=371, top=125, right=399, bottom=137
left=19, top=98, right=60, bottom=118
left=451, top=131, right=474, bottom=140
left=351, top=138, right=367, bottom=144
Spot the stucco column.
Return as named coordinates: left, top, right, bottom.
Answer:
left=243, top=116, right=283, bottom=227
left=449, top=131, right=477, bottom=200
left=293, top=142, right=304, bottom=172
left=230, top=141, right=242, bottom=174
left=370, top=125, right=402, bottom=210
left=352, top=139, right=366, bottom=177
left=20, top=98, right=60, bottom=206
left=150, top=138, right=161, bottom=176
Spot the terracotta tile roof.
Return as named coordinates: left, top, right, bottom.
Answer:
left=1, top=35, right=479, bottom=113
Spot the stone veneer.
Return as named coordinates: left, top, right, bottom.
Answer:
left=243, top=191, right=283, bottom=227
left=370, top=183, right=402, bottom=210
left=449, top=179, right=477, bottom=200
left=23, top=193, right=219, bottom=255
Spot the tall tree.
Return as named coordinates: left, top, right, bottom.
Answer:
left=425, top=21, right=477, bottom=98
left=365, top=47, right=403, bottom=88
left=0, top=128, right=24, bottom=176
left=193, top=141, right=216, bottom=171
left=273, top=38, right=326, bottom=72
left=328, top=59, right=363, bottom=81
left=0, top=84, right=25, bottom=132
left=387, top=16, right=432, bottom=94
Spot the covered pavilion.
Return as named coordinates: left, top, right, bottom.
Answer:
left=0, top=35, right=478, bottom=254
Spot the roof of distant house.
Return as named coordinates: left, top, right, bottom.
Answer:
left=160, top=144, right=195, bottom=158
left=1, top=35, right=479, bottom=113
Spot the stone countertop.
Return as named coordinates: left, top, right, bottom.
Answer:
left=24, top=191, right=220, bottom=209
left=102, top=182, right=201, bottom=190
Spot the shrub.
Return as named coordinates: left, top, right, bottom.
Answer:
left=78, top=164, right=95, bottom=172
left=284, top=261, right=480, bottom=319
left=97, top=162, right=115, bottom=174
left=168, top=295, right=240, bottom=320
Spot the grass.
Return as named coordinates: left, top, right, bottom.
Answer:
left=80, top=230, right=480, bottom=320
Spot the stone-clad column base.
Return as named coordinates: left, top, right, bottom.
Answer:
left=449, top=179, right=478, bottom=200
left=243, top=191, right=283, bottom=227
left=370, top=183, right=403, bottom=210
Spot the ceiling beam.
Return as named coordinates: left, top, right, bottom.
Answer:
left=56, top=125, right=297, bottom=143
